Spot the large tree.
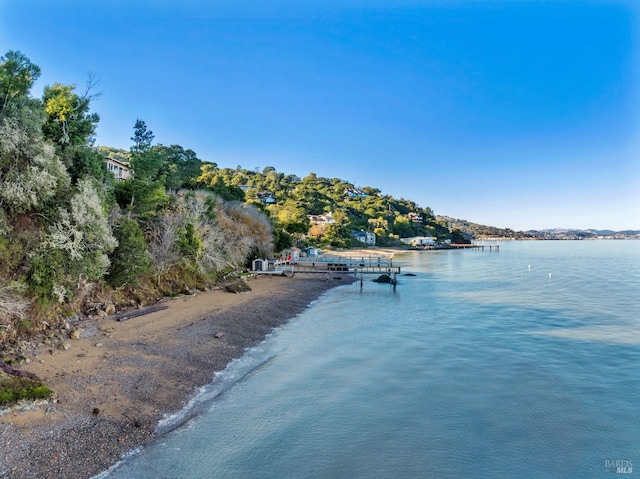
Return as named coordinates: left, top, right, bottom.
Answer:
left=42, top=80, right=100, bottom=147
left=154, top=144, right=204, bottom=190
left=0, top=50, right=41, bottom=117
left=114, top=119, right=169, bottom=217
left=41, top=78, right=105, bottom=184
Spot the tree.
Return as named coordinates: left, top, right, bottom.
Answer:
left=64, top=145, right=107, bottom=184
left=392, top=215, right=413, bottom=238
left=29, top=178, right=117, bottom=302
left=40, top=75, right=104, bottom=186
left=196, top=163, right=245, bottom=201
left=273, top=228, right=293, bottom=251
left=451, top=228, right=470, bottom=244
left=114, top=120, right=169, bottom=217
left=0, top=50, right=41, bottom=117
left=44, top=179, right=117, bottom=277
left=269, top=201, right=309, bottom=234
left=42, top=80, right=100, bottom=147
left=0, top=117, right=69, bottom=214
left=130, top=118, right=154, bottom=154
left=154, top=144, right=204, bottom=190
left=107, top=217, right=152, bottom=287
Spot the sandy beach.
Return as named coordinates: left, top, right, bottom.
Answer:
left=0, top=274, right=352, bottom=479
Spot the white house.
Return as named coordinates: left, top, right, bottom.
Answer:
left=280, top=247, right=301, bottom=262
left=352, top=230, right=376, bottom=246
left=400, top=236, right=436, bottom=246
left=307, top=212, right=336, bottom=224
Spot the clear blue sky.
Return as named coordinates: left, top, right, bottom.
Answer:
left=1, top=0, right=638, bottom=231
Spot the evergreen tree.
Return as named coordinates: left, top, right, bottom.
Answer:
left=107, top=217, right=152, bottom=287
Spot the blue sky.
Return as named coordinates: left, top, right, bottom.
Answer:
left=1, top=0, right=638, bottom=230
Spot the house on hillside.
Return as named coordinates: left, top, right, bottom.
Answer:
left=105, top=157, right=130, bottom=181
left=256, top=191, right=276, bottom=205
left=407, top=212, right=424, bottom=224
left=352, top=230, right=376, bottom=246
left=307, top=212, right=336, bottom=224
left=344, top=187, right=369, bottom=199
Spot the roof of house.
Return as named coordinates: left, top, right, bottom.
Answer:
left=104, top=157, right=130, bottom=168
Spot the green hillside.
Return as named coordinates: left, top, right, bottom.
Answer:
left=195, top=165, right=450, bottom=249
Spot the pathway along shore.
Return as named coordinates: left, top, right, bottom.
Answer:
left=0, top=274, right=351, bottom=479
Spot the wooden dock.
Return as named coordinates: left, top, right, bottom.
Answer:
left=252, top=254, right=401, bottom=289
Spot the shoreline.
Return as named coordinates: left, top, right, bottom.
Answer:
left=0, top=274, right=352, bottom=479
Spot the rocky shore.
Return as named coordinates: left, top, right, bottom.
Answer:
left=0, top=274, right=350, bottom=479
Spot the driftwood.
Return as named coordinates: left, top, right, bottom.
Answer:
left=0, top=361, right=40, bottom=380
left=115, top=305, right=169, bottom=322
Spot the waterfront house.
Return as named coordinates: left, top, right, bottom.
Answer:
left=352, top=230, right=376, bottom=246
left=280, top=247, right=301, bottom=262
left=304, top=246, right=322, bottom=257
left=400, top=236, right=436, bottom=247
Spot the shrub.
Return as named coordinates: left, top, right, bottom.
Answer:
left=0, top=283, right=30, bottom=327
left=107, top=217, right=152, bottom=287
left=27, top=247, right=66, bottom=300
left=0, top=372, right=52, bottom=405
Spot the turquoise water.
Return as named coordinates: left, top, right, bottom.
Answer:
left=100, top=241, right=640, bottom=479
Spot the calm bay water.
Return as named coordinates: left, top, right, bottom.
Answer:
left=100, top=241, right=640, bottom=479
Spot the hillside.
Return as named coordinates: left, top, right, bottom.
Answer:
left=437, top=216, right=537, bottom=240
left=525, top=228, right=640, bottom=240
left=195, top=166, right=453, bottom=249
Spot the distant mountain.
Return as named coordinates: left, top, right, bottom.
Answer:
left=438, top=218, right=640, bottom=240
left=437, top=216, right=536, bottom=239
left=526, top=228, right=640, bottom=239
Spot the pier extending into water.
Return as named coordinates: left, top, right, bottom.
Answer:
left=252, top=253, right=401, bottom=290
left=251, top=243, right=498, bottom=288
left=448, top=243, right=500, bottom=251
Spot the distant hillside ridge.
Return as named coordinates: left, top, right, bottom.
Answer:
left=439, top=217, right=640, bottom=240
left=525, top=228, right=640, bottom=240
left=437, top=216, right=537, bottom=240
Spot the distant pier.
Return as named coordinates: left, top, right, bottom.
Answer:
left=448, top=243, right=500, bottom=251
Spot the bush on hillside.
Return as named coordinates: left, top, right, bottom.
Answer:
left=107, top=217, right=152, bottom=287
